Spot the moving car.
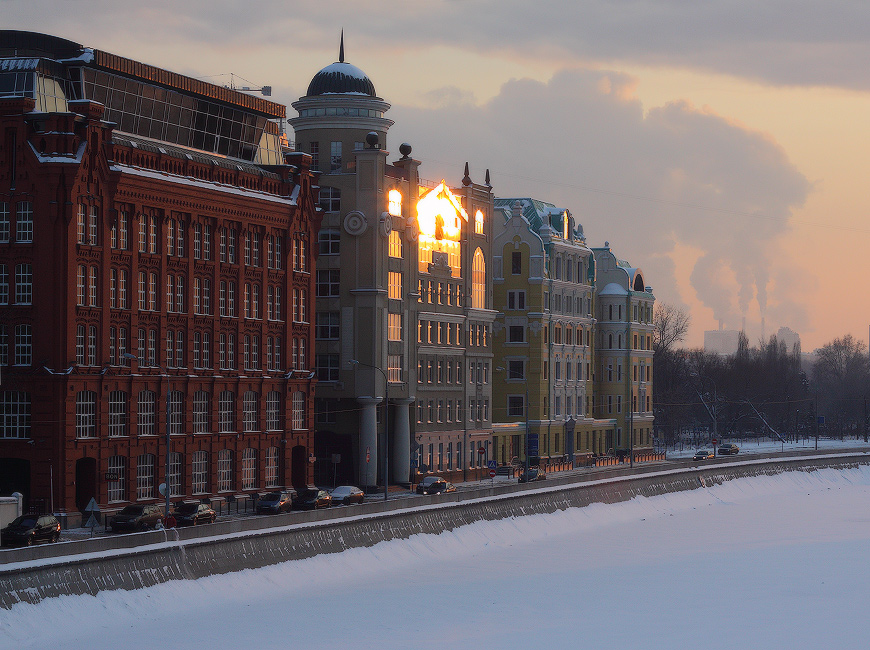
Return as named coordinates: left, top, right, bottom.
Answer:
left=172, top=502, right=216, bottom=526
left=718, top=443, right=740, bottom=455
left=1, top=514, right=61, bottom=547
left=518, top=468, right=547, bottom=483
left=110, top=504, right=164, bottom=532
left=329, top=485, right=365, bottom=506
left=693, top=449, right=715, bottom=460
left=415, top=477, right=456, bottom=495
left=256, top=491, right=294, bottom=514
left=295, top=488, right=332, bottom=510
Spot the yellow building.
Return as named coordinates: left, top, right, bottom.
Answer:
left=491, top=199, right=654, bottom=469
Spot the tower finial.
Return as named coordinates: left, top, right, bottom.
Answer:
left=339, top=30, right=345, bottom=63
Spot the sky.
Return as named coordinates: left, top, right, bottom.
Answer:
left=4, top=463, right=870, bottom=649
left=4, top=1, right=869, bottom=352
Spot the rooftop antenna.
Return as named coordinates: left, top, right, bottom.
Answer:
left=339, top=29, right=345, bottom=63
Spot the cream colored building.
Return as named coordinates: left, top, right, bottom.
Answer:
left=290, top=44, right=496, bottom=488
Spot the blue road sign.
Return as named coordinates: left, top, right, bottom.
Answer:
left=487, top=460, right=497, bottom=470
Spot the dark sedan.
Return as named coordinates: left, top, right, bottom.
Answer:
left=172, top=502, right=216, bottom=526
left=329, top=485, right=365, bottom=506
left=415, top=477, right=456, bottom=495
left=110, top=504, right=164, bottom=532
left=1, top=514, right=61, bottom=547
left=256, top=491, right=294, bottom=514
left=718, top=443, right=740, bottom=455
left=295, top=488, right=332, bottom=510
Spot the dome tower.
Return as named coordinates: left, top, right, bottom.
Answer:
left=289, top=33, right=394, bottom=171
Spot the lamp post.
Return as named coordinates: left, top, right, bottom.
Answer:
left=349, top=360, right=389, bottom=502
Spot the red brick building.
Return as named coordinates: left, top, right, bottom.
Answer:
left=0, top=31, right=319, bottom=524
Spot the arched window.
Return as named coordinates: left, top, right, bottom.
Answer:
left=472, top=248, right=485, bottom=309
left=136, top=453, right=156, bottom=500
left=108, top=390, right=128, bottom=437
left=217, top=449, right=234, bottom=492
left=264, top=447, right=279, bottom=487
left=192, top=450, right=209, bottom=494
left=474, top=209, right=484, bottom=235
left=76, top=390, right=97, bottom=438
left=0, top=391, right=30, bottom=438
left=193, top=390, right=210, bottom=433
left=241, top=448, right=257, bottom=490
left=243, top=391, right=259, bottom=432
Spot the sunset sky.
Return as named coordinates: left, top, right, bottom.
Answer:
left=6, top=0, right=868, bottom=352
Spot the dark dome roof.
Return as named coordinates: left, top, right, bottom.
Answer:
left=306, top=61, right=376, bottom=97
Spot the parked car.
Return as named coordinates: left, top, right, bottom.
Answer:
left=693, top=449, right=715, bottom=460
left=518, top=468, right=547, bottom=483
left=718, top=443, right=740, bottom=455
left=172, top=502, right=216, bottom=526
left=1, top=514, right=61, bottom=547
left=415, top=476, right=456, bottom=495
left=256, top=491, right=295, bottom=514
left=295, top=488, right=332, bottom=510
left=329, top=485, right=365, bottom=506
left=110, top=504, right=164, bottom=532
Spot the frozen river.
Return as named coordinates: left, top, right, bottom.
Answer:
left=3, top=464, right=870, bottom=649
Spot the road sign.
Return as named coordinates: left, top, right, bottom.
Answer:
left=85, top=513, right=99, bottom=529
left=158, top=482, right=167, bottom=496
left=332, top=454, right=341, bottom=464
left=527, top=433, right=539, bottom=456
left=489, top=469, right=496, bottom=478
left=477, top=446, right=486, bottom=455
left=84, top=497, right=100, bottom=513
left=366, top=447, right=371, bottom=463
left=487, top=460, right=497, bottom=470
left=410, top=461, right=418, bottom=469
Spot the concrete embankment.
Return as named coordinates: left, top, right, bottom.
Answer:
left=1, top=453, right=867, bottom=609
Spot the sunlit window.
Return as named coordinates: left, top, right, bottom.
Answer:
left=474, top=209, right=484, bottom=235
left=388, top=190, right=402, bottom=217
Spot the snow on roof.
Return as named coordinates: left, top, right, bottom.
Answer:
left=599, top=282, right=628, bottom=296
left=109, top=164, right=297, bottom=206
left=317, top=61, right=369, bottom=80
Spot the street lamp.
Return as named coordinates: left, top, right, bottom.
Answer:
left=123, top=353, right=172, bottom=519
left=349, top=360, right=389, bottom=502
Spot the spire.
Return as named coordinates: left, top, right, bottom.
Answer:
left=485, top=168, right=491, bottom=188
left=339, top=30, right=345, bottom=63
left=462, top=162, right=471, bottom=186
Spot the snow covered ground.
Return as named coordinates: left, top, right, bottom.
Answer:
left=666, top=435, right=870, bottom=458
left=3, top=462, right=870, bottom=650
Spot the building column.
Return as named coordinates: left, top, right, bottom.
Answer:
left=392, top=398, right=415, bottom=484
left=357, top=397, right=380, bottom=489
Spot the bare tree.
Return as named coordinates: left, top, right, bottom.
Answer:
left=812, top=334, right=870, bottom=436
left=653, top=303, right=690, bottom=354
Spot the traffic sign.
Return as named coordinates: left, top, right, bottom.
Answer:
left=477, top=446, right=486, bottom=455
left=84, top=497, right=100, bottom=513
left=487, top=460, right=497, bottom=470
left=489, top=469, right=496, bottom=478
left=366, top=447, right=371, bottom=463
